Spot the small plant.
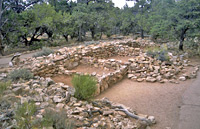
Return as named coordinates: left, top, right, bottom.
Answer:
left=15, top=102, right=37, bottom=129
left=0, top=81, right=11, bottom=96
left=33, top=47, right=54, bottom=57
left=40, top=109, right=75, bottom=129
left=146, top=46, right=169, bottom=62
left=9, top=68, right=33, bottom=81
left=72, top=74, right=97, bottom=100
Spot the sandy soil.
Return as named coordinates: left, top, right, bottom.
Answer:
left=72, top=64, right=115, bottom=75
left=107, top=55, right=133, bottom=62
left=51, top=75, right=73, bottom=86
left=96, top=78, right=194, bottom=129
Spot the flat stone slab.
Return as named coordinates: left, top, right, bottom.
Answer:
left=179, top=105, right=200, bottom=129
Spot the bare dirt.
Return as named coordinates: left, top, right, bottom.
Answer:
left=96, top=78, right=194, bottom=129
left=72, top=64, right=115, bottom=75
left=107, top=55, right=133, bottom=62
left=51, top=75, right=73, bottom=86
left=95, top=58, right=200, bottom=129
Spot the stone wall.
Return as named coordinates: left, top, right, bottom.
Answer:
left=24, top=38, right=200, bottom=96
left=31, top=39, right=144, bottom=76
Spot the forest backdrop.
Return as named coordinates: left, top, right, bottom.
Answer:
left=0, top=0, right=200, bottom=55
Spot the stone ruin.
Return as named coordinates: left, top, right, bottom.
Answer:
left=3, top=38, right=197, bottom=128
left=21, top=38, right=199, bottom=96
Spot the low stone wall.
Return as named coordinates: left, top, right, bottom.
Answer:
left=81, top=57, right=128, bottom=70
left=50, top=63, right=128, bottom=96
left=31, top=39, right=144, bottom=76
left=96, top=65, right=128, bottom=95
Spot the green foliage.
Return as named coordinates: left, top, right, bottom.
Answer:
left=2, top=0, right=200, bottom=52
left=0, top=81, right=11, bottom=95
left=146, top=46, right=169, bottom=62
left=15, top=102, right=37, bottom=129
left=9, top=69, right=33, bottom=81
left=72, top=74, right=97, bottom=100
left=40, top=109, right=75, bottom=129
left=33, top=47, right=54, bottom=57
left=184, top=40, right=200, bottom=57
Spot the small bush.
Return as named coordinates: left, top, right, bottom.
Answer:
left=40, top=109, right=75, bottom=129
left=33, top=47, right=54, bottom=57
left=72, top=74, right=97, bottom=100
left=9, top=68, right=33, bottom=81
left=15, top=102, right=37, bottom=129
left=146, top=46, right=169, bottom=62
left=0, top=81, right=11, bottom=95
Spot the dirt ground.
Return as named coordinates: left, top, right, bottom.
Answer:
left=107, top=55, right=133, bottom=62
left=96, top=59, right=200, bottom=129
left=72, top=64, right=115, bottom=75
left=51, top=75, right=73, bottom=86
left=51, top=58, right=200, bottom=129
left=96, top=78, right=194, bottom=129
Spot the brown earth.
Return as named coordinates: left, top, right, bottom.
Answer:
left=52, top=57, right=200, bottom=129
left=51, top=75, right=73, bottom=86
left=96, top=78, right=194, bottom=129
left=72, top=64, right=115, bottom=75
left=106, top=55, right=133, bottom=62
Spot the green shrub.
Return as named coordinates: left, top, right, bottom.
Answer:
left=72, top=74, right=97, bottom=100
left=146, top=46, right=169, bottom=62
left=15, top=102, right=37, bottom=129
left=0, top=81, right=11, bottom=95
left=9, top=69, right=33, bottom=81
left=33, top=47, right=54, bottom=57
left=29, top=41, right=45, bottom=51
left=40, top=109, right=75, bottom=129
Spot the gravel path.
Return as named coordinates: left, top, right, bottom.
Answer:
left=0, top=52, right=38, bottom=68
left=96, top=78, right=194, bottom=129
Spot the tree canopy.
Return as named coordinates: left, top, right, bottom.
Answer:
left=0, top=0, right=200, bottom=55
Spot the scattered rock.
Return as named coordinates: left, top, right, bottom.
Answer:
left=103, top=110, right=114, bottom=116
left=179, top=76, right=186, bottom=81
left=146, top=77, right=156, bottom=82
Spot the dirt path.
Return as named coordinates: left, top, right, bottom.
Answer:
left=0, top=52, right=38, bottom=68
left=178, top=71, right=200, bottom=129
left=96, top=78, right=194, bottom=129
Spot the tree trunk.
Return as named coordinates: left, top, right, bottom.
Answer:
left=100, top=32, right=102, bottom=39
left=179, top=28, right=188, bottom=51
left=179, top=37, right=184, bottom=51
left=0, top=36, right=4, bottom=56
left=63, top=34, right=68, bottom=42
left=78, top=25, right=82, bottom=41
left=141, top=29, right=144, bottom=39
left=91, top=29, right=95, bottom=39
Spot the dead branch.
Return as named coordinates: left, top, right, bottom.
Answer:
left=114, top=106, right=152, bottom=125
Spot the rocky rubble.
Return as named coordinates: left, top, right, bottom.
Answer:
left=15, top=38, right=199, bottom=98
left=127, top=54, right=200, bottom=83
left=0, top=77, right=155, bottom=128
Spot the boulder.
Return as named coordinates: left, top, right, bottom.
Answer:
left=179, top=76, right=186, bottom=81
left=146, top=77, right=157, bottom=82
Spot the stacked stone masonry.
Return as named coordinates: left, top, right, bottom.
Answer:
left=23, top=38, right=199, bottom=96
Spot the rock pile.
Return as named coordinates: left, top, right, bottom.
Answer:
left=127, top=54, right=200, bottom=83
left=1, top=76, right=155, bottom=128
left=19, top=38, right=199, bottom=88
left=22, top=39, right=146, bottom=76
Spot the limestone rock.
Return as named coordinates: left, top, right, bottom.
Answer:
left=179, top=76, right=186, bottom=81
left=53, top=96, right=64, bottom=103
left=146, top=77, right=156, bottom=82
left=46, top=77, right=55, bottom=86
left=137, top=78, right=144, bottom=82
left=103, top=110, right=114, bottom=116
